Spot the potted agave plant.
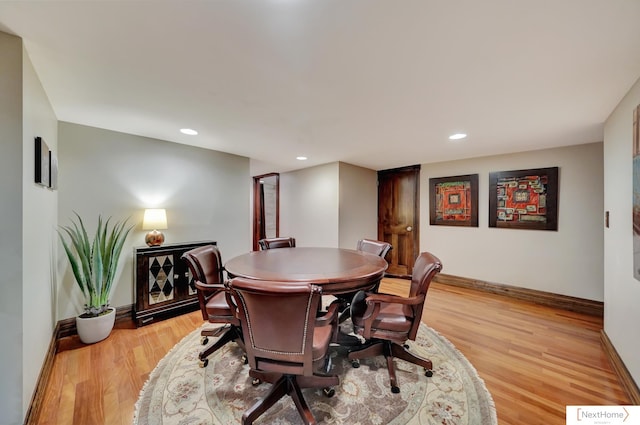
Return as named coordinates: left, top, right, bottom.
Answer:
left=58, top=213, right=133, bottom=344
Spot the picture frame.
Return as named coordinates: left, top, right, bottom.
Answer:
left=34, top=137, right=50, bottom=187
left=429, top=174, right=478, bottom=227
left=49, top=150, right=58, bottom=190
left=489, top=167, right=559, bottom=230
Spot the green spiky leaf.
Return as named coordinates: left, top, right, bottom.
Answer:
left=58, top=213, right=133, bottom=317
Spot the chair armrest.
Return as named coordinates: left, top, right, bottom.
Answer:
left=315, top=300, right=339, bottom=327
left=364, top=293, right=425, bottom=306
left=356, top=293, right=425, bottom=339
left=223, top=280, right=242, bottom=320
left=316, top=300, right=340, bottom=343
left=194, top=280, right=224, bottom=293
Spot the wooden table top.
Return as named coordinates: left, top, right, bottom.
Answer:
left=224, top=247, right=388, bottom=295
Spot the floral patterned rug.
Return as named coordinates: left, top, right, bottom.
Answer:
left=134, top=322, right=496, bottom=425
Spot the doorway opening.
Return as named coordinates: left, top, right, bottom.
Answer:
left=252, top=173, right=279, bottom=251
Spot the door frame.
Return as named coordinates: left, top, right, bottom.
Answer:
left=252, top=173, right=280, bottom=251
left=377, top=164, right=420, bottom=277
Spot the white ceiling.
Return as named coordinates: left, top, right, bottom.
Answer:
left=2, top=1, right=640, bottom=175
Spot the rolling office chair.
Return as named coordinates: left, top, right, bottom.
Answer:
left=336, top=238, right=392, bottom=322
left=347, top=251, right=442, bottom=393
left=355, top=238, right=391, bottom=293
left=356, top=238, right=392, bottom=258
left=227, top=277, right=339, bottom=425
left=257, top=236, right=296, bottom=250
left=181, top=245, right=244, bottom=367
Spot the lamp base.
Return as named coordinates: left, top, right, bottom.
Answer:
left=145, top=230, right=165, bottom=247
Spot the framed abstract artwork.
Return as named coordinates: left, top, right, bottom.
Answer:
left=429, top=174, right=478, bottom=227
left=489, top=167, right=559, bottom=230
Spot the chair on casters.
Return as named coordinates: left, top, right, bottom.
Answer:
left=227, top=277, right=339, bottom=425
left=356, top=238, right=392, bottom=258
left=181, top=245, right=244, bottom=368
left=347, top=251, right=442, bottom=394
left=258, top=236, right=296, bottom=250
left=355, top=239, right=391, bottom=293
left=336, top=238, right=392, bottom=322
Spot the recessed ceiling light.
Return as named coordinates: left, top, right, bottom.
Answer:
left=180, top=128, right=198, bottom=135
left=449, top=133, right=467, bottom=140
left=296, top=156, right=308, bottom=161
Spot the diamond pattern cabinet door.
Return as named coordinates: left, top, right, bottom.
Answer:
left=148, top=255, right=175, bottom=305
left=134, top=241, right=216, bottom=326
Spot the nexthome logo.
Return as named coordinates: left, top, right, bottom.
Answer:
left=566, top=406, right=639, bottom=425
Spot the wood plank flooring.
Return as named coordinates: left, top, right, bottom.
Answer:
left=35, top=280, right=630, bottom=425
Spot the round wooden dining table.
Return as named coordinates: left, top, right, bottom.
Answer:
left=224, top=247, right=388, bottom=295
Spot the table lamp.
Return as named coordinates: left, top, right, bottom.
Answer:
left=142, top=208, right=168, bottom=246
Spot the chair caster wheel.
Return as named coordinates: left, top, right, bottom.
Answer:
left=391, top=386, right=400, bottom=394
left=323, top=387, right=335, bottom=398
left=351, top=360, right=360, bottom=368
left=199, top=359, right=209, bottom=368
left=425, top=369, right=433, bottom=377
left=201, top=336, right=209, bottom=345
left=252, top=378, right=261, bottom=386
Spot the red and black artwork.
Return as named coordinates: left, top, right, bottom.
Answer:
left=429, top=174, right=478, bottom=227
left=489, top=167, right=559, bottom=230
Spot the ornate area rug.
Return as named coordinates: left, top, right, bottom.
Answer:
left=133, top=322, right=496, bottom=425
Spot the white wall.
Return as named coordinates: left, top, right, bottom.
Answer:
left=57, top=123, right=251, bottom=319
left=279, top=150, right=605, bottom=302
left=0, top=31, right=59, bottom=424
left=22, top=46, right=58, bottom=419
left=421, top=142, right=604, bottom=301
left=603, top=76, right=640, bottom=386
left=280, top=163, right=340, bottom=247
left=280, top=162, right=378, bottom=248
left=338, top=162, right=378, bottom=249
left=0, top=31, right=25, bottom=425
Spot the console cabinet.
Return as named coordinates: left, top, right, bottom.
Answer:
left=133, top=240, right=215, bottom=326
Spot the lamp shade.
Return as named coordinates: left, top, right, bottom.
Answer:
left=142, top=209, right=167, bottom=230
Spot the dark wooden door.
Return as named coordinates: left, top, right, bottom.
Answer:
left=378, top=165, right=420, bottom=277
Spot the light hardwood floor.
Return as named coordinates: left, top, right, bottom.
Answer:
left=36, top=280, right=630, bottom=425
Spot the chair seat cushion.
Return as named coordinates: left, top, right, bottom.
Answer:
left=205, top=291, right=233, bottom=319
left=351, top=295, right=412, bottom=333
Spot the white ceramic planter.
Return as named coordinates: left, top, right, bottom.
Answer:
left=76, top=307, right=116, bottom=344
